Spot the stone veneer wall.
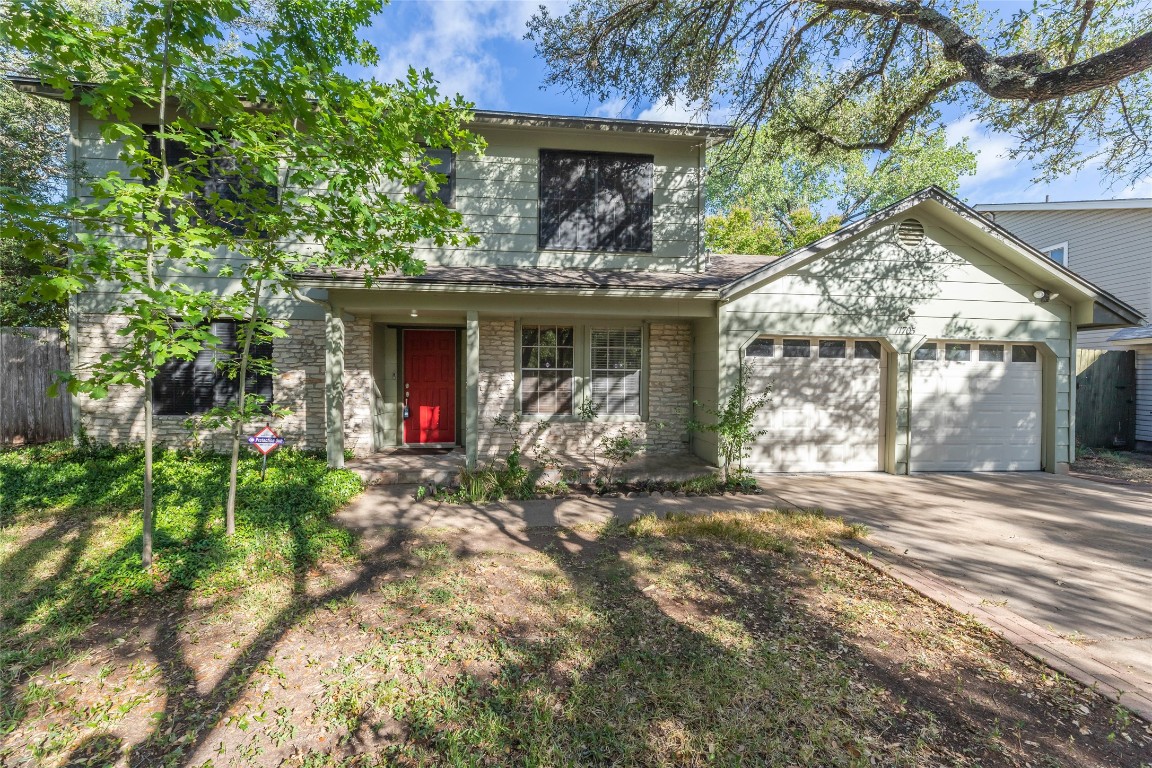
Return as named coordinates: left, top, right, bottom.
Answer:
left=476, top=319, right=692, bottom=463
left=75, top=312, right=375, bottom=456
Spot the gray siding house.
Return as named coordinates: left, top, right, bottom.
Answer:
left=975, top=200, right=1152, bottom=449
left=34, top=77, right=1141, bottom=475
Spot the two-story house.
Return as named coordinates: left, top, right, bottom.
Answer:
left=975, top=200, right=1152, bottom=450
left=25, top=77, right=1141, bottom=476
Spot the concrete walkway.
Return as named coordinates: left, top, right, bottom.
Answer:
left=335, top=472, right=1152, bottom=720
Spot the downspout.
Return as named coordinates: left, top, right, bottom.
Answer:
left=697, top=141, right=707, bottom=273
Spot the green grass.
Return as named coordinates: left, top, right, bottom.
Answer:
left=0, top=441, right=362, bottom=711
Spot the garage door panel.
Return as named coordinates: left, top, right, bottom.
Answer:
left=911, top=343, right=1041, bottom=472
left=747, top=341, right=884, bottom=472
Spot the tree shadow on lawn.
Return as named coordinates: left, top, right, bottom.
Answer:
left=308, top=517, right=1143, bottom=767
left=0, top=447, right=356, bottom=754
left=6, top=492, right=1148, bottom=767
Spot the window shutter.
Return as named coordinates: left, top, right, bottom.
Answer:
left=209, top=320, right=237, bottom=409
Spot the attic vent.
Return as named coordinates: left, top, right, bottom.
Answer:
left=896, top=218, right=926, bottom=247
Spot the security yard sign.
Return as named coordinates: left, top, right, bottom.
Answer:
left=247, top=425, right=285, bottom=455
left=247, top=425, right=285, bottom=480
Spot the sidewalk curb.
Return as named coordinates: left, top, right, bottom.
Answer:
left=835, top=539, right=1152, bottom=724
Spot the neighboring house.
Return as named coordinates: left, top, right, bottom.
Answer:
left=19, top=77, right=1142, bottom=475
left=975, top=200, right=1152, bottom=450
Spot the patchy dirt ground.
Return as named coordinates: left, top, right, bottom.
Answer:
left=3, top=512, right=1150, bottom=767
left=1072, top=449, right=1152, bottom=486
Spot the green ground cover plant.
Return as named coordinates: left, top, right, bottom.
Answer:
left=0, top=442, right=361, bottom=706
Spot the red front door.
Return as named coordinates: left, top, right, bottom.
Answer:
left=403, top=330, right=457, bottom=445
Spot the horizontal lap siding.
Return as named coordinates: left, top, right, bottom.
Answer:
left=73, top=113, right=705, bottom=275
left=1138, top=350, right=1152, bottom=443
left=991, top=210, right=1152, bottom=338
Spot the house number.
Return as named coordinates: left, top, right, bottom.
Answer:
left=891, top=325, right=917, bottom=335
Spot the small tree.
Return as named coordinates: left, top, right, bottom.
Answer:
left=688, top=361, right=772, bottom=486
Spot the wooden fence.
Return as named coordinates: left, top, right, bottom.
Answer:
left=1075, top=348, right=1136, bottom=450
left=1, top=328, right=73, bottom=445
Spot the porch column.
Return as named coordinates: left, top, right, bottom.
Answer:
left=465, top=310, right=479, bottom=469
left=325, top=307, right=345, bottom=469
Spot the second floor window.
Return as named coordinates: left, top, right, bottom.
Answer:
left=412, top=148, right=455, bottom=207
left=538, top=149, right=653, bottom=252
left=144, top=126, right=276, bottom=236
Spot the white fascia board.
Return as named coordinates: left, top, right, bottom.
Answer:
left=975, top=199, right=1152, bottom=212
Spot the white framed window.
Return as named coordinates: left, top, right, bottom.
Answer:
left=590, top=328, right=642, bottom=416
left=1042, top=242, right=1068, bottom=266
left=520, top=325, right=575, bottom=416
left=518, top=323, right=646, bottom=419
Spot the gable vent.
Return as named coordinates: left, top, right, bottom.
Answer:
left=896, top=218, right=925, bottom=247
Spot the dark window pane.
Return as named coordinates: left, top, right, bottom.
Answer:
left=746, top=338, right=774, bottom=358
left=1012, top=345, right=1038, bottom=363
left=819, top=340, right=846, bottom=359
left=412, top=148, right=455, bottom=207
left=522, top=326, right=538, bottom=347
left=557, top=327, right=573, bottom=346
left=945, top=343, right=971, bottom=362
left=914, top=343, right=937, bottom=361
left=539, top=150, right=653, bottom=252
left=143, top=126, right=275, bottom=236
left=783, top=339, right=810, bottom=358
left=979, top=344, right=1005, bottom=362
left=855, top=341, right=882, bottom=360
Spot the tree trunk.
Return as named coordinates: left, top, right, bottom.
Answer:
left=225, top=276, right=263, bottom=537
left=142, top=377, right=154, bottom=568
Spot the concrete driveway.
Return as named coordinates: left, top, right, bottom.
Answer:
left=755, top=472, right=1152, bottom=718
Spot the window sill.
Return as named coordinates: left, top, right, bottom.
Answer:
left=517, top=414, right=645, bottom=424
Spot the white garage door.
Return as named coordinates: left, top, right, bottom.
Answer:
left=911, top=342, right=1042, bottom=471
left=746, top=337, right=885, bottom=472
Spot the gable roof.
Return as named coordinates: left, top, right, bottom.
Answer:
left=720, top=186, right=1143, bottom=329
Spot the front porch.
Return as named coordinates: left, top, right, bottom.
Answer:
left=318, top=285, right=715, bottom=472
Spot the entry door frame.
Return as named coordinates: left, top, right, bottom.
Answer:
left=401, top=328, right=459, bottom=447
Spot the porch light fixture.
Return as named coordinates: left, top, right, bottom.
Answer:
left=410, top=309, right=419, bottom=317
left=1032, top=289, right=1055, bottom=302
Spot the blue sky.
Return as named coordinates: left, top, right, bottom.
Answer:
left=365, top=0, right=1152, bottom=206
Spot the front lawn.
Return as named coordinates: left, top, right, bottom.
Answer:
left=2, top=444, right=1149, bottom=766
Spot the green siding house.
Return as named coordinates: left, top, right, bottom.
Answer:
left=46, top=85, right=1143, bottom=475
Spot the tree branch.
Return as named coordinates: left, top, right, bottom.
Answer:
left=798, top=72, right=966, bottom=151
left=817, top=0, right=1152, bottom=100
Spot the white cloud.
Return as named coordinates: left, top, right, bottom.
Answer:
left=947, top=112, right=1152, bottom=204
left=636, top=97, right=713, bottom=124
left=946, top=113, right=1018, bottom=185
left=373, top=0, right=556, bottom=107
